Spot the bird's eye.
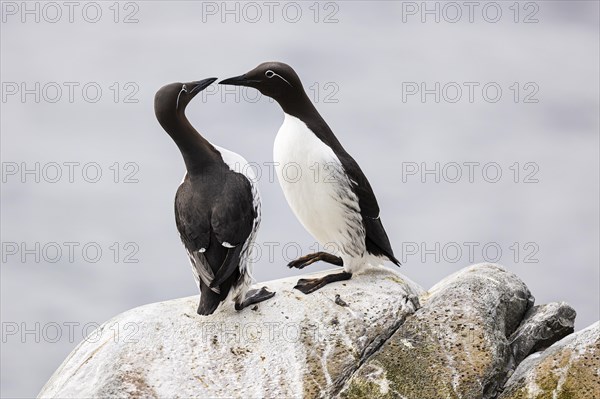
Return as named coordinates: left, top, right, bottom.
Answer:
left=182, top=84, right=188, bottom=92
left=265, top=70, right=275, bottom=78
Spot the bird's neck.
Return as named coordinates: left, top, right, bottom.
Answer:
left=159, top=112, right=220, bottom=174
left=278, top=90, right=319, bottom=120
left=279, top=90, right=346, bottom=154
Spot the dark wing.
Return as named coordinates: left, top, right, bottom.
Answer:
left=209, top=173, right=257, bottom=288
left=337, top=153, right=380, bottom=218
left=175, top=182, right=211, bottom=254
left=176, top=173, right=258, bottom=290
left=175, top=181, right=223, bottom=293
left=337, top=153, right=400, bottom=265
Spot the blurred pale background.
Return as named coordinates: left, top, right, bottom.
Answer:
left=1, top=1, right=598, bottom=397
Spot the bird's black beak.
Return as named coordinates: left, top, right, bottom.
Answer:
left=189, top=77, right=218, bottom=94
left=219, top=74, right=259, bottom=87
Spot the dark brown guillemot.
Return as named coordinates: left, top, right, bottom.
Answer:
left=154, top=77, right=275, bottom=314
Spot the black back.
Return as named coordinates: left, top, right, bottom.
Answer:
left=155, top=79, right=259, bottom=314
left=175, top=169, right=258, bottom=314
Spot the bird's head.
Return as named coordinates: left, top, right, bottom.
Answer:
left=219, top=62, right=304, bottom=105
left=154, top=78, right=217, bottom=124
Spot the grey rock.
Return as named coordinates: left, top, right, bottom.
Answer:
left=509, top=302, right=576, bottom=365
left=499, top=321, right=599, bottom=399
left=38, top=263, right=593, bottom=399
left=37, top=267, right=423, bottom=399
left=340, top=263, right=534, bottom=399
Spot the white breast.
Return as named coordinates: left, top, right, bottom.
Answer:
left=273, top=114, right=364, bottom=259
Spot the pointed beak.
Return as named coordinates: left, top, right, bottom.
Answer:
left=219, top=74, right=259, bottom=87
left=189, top=77, right=218, bottom=94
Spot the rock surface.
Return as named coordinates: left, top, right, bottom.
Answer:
left=38, top=267, right=423, bottom=398
left=499, top=321, right=599, bottom=399
left=340, top=264, right=534, bottom=399
left=509, top=302, right=576, bottom=365
left=38, top=263, right=595, bottom=399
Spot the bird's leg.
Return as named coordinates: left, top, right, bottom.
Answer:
left=294, top=271, right=352, bottom=295
left=234, top=287, right=276, bottom=311
left=287, top=251, right=343, bottom=269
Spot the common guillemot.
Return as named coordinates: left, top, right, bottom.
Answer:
left=154, top=77, right=275, bottom=314
left=220, top=63, right=400, bottom=294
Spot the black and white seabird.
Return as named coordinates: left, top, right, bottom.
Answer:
left=154, top=78, right=275, bottom=315
left=220, top=63, right=400, bottom=294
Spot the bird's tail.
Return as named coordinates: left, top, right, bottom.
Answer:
left=197, top=281, right=223, bottom=316
left=364, top=217, right=401, bottom=267
left=388, top=253, right=401, bottom=267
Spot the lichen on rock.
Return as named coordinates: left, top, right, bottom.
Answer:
left=341, top=264, right=535, bottom=399
left=499, top=321, right=599, bottom=399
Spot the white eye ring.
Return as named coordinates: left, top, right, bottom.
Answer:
left=264, top=70, right=293, bottom=88
left=176, top=85, right=187, bottom=110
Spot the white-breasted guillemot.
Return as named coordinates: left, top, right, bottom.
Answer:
left=220, top=63, right=400, bottom=294
left=154, top=77, right=275, bottom=314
